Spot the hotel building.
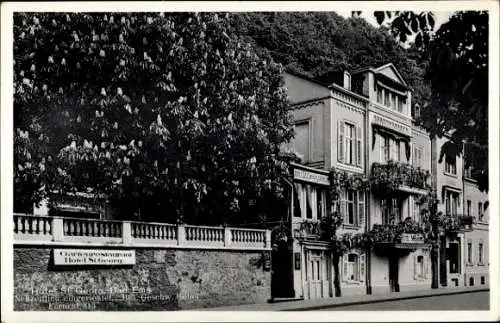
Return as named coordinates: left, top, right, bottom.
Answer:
left=279, top=63, right=487, bottom=300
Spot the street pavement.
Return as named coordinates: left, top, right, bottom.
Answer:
left=202, top=287, right=489, bottom=311
left=315, top=290, right=489, bottom=311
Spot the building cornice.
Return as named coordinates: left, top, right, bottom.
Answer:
left=291, top=96, right=330, bottom=111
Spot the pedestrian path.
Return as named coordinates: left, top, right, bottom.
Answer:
left=200, top=286, right=489, bottom=311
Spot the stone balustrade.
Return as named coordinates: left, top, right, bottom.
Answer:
left=13, top=213, right=271, bottom=250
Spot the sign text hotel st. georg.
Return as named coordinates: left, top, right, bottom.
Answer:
left=53, top=249, right=136, bottom=265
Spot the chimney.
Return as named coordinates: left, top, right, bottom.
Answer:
left=343, top=71, right=351, bottom=90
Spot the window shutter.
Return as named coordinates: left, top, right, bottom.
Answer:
left=356, top=125, right=362, bottom=166
left=358, top=191, right=365, bottom=228
left=359, top=253, right=365, bottom=282
left=413, top=255, right=418, bottom=280
left=338, top=121, right=344, bottom=163
left=342, top=255, right=348, bottom=282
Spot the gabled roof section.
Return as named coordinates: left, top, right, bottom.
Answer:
left=351, top=63, right=408, bottom=88
left=373, top=63, right=408, bottom=87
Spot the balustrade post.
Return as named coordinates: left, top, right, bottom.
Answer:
left=52, top=217, right=64, bottom=242
left=177, top=224, right=186, bottom=246
left=265, top=230, right=272, bottom=248
left=224, top=227, right=232, bottom=247
left=122, top=221, right=132, bottom=245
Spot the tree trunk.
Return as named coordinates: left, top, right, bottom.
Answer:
left=333, top=252, right=341, bottom=297
left=431, top=243, right=439, bottom=289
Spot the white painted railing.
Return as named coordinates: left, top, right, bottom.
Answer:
left=13, top=214, right=271, bottom=250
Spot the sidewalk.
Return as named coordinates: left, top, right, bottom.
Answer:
left=200, top=286, right=489, bottom=311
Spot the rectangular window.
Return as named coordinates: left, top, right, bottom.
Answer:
left=377, top=87, right=383, bottom=103
left=384, top=90, right=390, bottom=107
left=392, top=140, right=401, bottom=161
left=346, top=190, right=356, bottom=225
left=382, top=198, right=401, bottom=224
left=343, top=189, right=364, bottom=227
left=397, top=96, right=403, bottom=113
left=347, top=254, right=359, bottom=281
left=445, top=191, right=459, bottom=216
left=413, top=146, right=423, bottom=168
left=467, top=200, right=471, bottom=217
left=294, top=121, right=310, bottom=162
left=467, top=242, right=473, bottom=264
left=380, top=135, right=390, bottom=162
left=305, top=186, right=313, bottom=219
left=392, top=198, right=401, bottom=222
left=317, top=189, right=325, bottom=219
left=412, top=198, right=421, bottom=222
left=416, top=256, right=424, bottom=279
left=445, top=156, right=457, bottom=175
left=478, top=243, right=483, bottom=264
left=381, top=199, right=389, bottom=225
left=344, top=123, right=355, bottom=165
left=478, top=202, right=484, bottom=221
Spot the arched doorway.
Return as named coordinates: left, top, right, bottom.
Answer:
left=271, top=225, right=295, bottom=299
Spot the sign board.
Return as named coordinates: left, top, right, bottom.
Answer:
left=400, top=233, right=425, bottom=244
left=293, top=168, right=329, bottom=186
left=54, top=249, right=135, bottom=266
left=262, top=251, right=271, bottom=271
left=371, top=113, right=411, bottom=137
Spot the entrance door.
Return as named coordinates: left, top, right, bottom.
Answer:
left=389, top=256, right=400, bottom=292
left=271, top=239, right=294, bottom=298
left=448, top=242, right=460, bottom=274
left=307, top=250, right=323, bottom=299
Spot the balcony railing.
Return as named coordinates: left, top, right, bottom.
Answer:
left=370, top=161, right=430, bottom=194
left=293, top=220, right=322, bottom=240
left=13, top=213, right=270, bottom=250
left=368, top=218, right=427, bottom=245
left=439, top=214, right=474, bottom=232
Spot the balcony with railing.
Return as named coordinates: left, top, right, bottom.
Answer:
left=439, top=214, right=474, bottom=233
left=13, top=213, right=270, bottom=250
left=368, top=218, right=429, bottom=250
left=370, top=161, right=430, bottom=196
left=292, top=220, right=322, bottom=240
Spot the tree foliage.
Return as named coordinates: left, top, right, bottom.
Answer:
left=14, top=12, right=295, bottom=224
left=424, top=11, right=489, bottom=191
left=229, top=12, right=431, bottom=111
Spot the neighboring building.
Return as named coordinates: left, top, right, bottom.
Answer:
left=463, top=149, right=490, bottom=287
left=431, top=135, right=466, bottom=288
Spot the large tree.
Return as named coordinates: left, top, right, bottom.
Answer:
left=14, top=12, right=294, bottom=225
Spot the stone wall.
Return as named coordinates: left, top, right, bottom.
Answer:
left=14, top=246, right=270, bottom=311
